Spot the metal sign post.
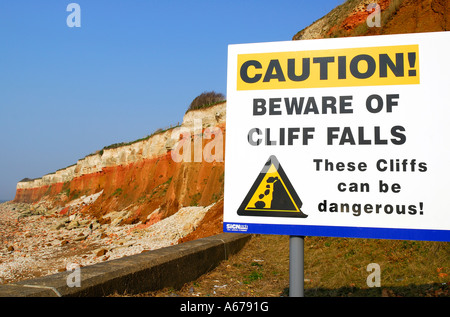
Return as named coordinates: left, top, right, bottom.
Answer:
left=289, top=236, right=305, bottom=297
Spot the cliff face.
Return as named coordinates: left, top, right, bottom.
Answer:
left=14, top=103, right=226, bottom=238
left=293, top=0, right=449, bottom=40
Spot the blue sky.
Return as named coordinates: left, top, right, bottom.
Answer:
left=0, top=0, right=343, bottom=200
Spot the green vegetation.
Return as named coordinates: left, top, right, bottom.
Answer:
left=163, top=177, right=173, bottom=186
left=211, top=192, right=220, bottom=203
left=18, top=177, right=40, bottom=183
left=100, top=125, right=180, bottom=152
left=142, top=177, right=173, bottom=201
left=70, top=189, right=82, bottom=200
left=190, top=193, right=202, bottom=206
left=143, top=234, right=449, bottom=297
left=84, top=123, right=182, bottom=159
left=61, top=182, right=71, bottom=197
left=87, top=92, right=226, bottom=158
left=26, top=92, right=226, bottom=180
left=186, top=91, right=226, bottom=113
left=56, top=163, right=76, bottom=172
left=381, top=0, right=404, bottom=26
left=111, top=188, right=123, bottom=196
left=44, top=184, right=53, bottom=196
left=159, top=177, right=172, bottom=197
left=244, top=271, right=263, bottom=284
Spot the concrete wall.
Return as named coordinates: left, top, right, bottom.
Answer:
left=0, top=232, right=250, bottom=297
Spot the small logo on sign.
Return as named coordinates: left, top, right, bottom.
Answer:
left=226, top=224, right=249, bottom=232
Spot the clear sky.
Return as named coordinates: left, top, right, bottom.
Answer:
left=0, top=0, right=343, bottom=201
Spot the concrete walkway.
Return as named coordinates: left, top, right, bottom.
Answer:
left=0, top=233, right=251, bottom=297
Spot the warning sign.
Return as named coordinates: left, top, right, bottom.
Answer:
left=224, top=32, right=450, bottom=242
left=237, top=44, right=420, bottom=90
left=237, top=155, right=308, bottom=218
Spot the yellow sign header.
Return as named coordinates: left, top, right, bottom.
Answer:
left=237, top=45, right=419, bottom=90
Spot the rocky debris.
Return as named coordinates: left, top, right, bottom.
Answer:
left=66, top=190, right=103, bottom=208
left=0, top=200, right=216, bottom=285
left=292, top=0, right=391, bottom=40
left=95, top=248, right=108, bottom=257
left=14, top=191, right=104, bottom=222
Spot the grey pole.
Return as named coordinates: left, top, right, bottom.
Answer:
left=289, top=235, right=305, bottom=297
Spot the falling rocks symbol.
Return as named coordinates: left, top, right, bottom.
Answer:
left=237, top=155, right=308, bottom=218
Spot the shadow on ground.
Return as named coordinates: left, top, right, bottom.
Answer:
left=282, top=282, right=448, bottom=297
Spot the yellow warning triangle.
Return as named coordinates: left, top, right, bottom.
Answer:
left=237, top=156, right=308, bottom=218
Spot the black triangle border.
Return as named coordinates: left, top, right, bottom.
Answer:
left=237, top=155, right=308, bottom=218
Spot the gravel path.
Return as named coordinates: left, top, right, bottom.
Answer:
left=0, top=199, right=214, bottom=285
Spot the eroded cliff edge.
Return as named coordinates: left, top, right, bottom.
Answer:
left=14, top=102, right=227, bottom=241
left=293, top=0, right=449, bottom=40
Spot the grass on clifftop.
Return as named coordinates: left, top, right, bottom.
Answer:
left=186, top=91, right=226, bottom=113
left=140, top=234, right=449, bottom=297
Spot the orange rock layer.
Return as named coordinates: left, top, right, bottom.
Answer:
left=14, top=124, right=226, bottom=229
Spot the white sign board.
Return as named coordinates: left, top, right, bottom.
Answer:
left=224, top=32, right=450, bottom=241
